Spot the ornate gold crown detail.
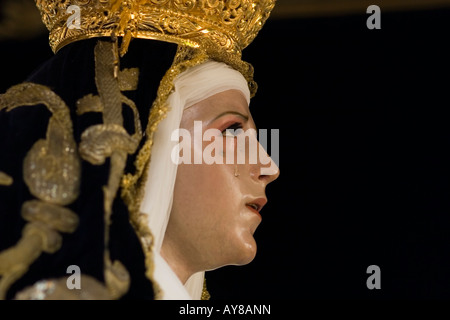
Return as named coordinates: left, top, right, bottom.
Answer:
left=35, top=0, right=276, bottom=59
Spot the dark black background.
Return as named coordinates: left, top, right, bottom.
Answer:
left=208, top=9, right=450, bottom=299
left=1, top=8, right=450, bottom=299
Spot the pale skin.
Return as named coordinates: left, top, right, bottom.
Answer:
left=160, top=89, right=280, bottom=284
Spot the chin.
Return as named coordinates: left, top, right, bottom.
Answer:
left=206, top=240, right=256, bottom=271
left=233, top=238, right=258, bottom=266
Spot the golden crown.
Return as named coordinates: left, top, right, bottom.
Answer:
left=35, top=0, right=276, bottom=60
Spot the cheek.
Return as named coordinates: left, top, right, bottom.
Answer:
left=174, top=162, right=241, bottom=221
left=171, top=149, right=258, bottom=266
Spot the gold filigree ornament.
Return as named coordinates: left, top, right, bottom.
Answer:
left=0, top=172, right=13, bottom=186
left=0, top=83, right=81, bottom=299
left=14, top=275, right=112, bottom=300
left=35, top=0, right=275, bottom=56
left=34, top=0, right=276, bottom=94
left=0, top=83, right=81, bottom=205
left=76, top=39, right=140, bottom=299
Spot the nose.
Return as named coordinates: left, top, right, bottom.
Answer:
left=251, top=141, right=280, bottom=185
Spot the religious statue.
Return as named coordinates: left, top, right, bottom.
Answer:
left=0, top=0, right=279, bottom=300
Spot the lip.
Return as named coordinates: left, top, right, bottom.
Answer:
left=245, top=197, right=267, bottom=219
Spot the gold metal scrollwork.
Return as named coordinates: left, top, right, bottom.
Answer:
left=75, top=39, right=141, bottom=299
left=0, top=38, right=139, bottom=299
left=0, top=83, right=81, bottom=205
left=14, top=275, right=112, bottom=300
left=0, top=172, right=13, bottom=186
left=0, top=84, right=81, bottom=299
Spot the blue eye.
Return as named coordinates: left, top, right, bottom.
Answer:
left=222, top=122, right=243, bottom=137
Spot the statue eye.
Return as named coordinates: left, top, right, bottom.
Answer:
left=222, top=122, right=243, bottom=137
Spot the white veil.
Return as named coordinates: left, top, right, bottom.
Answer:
left=139, top=60, right=251, bottom=299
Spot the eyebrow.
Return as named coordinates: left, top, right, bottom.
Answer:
left=210, top=111, right=249, bottom=124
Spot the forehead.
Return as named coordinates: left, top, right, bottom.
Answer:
left=183, top=89, right=250, bottom=121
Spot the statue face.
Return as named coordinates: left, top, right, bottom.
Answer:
left=161, top=89, right=279, bottom=282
